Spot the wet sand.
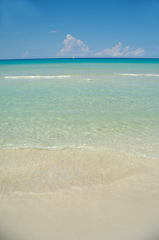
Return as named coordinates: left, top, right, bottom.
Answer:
left=0, top=148, right=159, bottom=240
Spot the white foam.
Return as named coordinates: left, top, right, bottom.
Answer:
left=5, top=75, right=71, bottom=79
left=118, top=73, right=159, bottom=77
left=84, top=78, right=95, bottom=81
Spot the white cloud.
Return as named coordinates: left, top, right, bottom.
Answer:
left=57, top=34, right=89, bottom=56
left=51, top=30, right=57, bottom=33
left=96, top=42, right=145, bottom=57
left=132, top=48, right=145, bottom=56
left=96, top=42, right=123, bottom=57
left=22, top=51, right=28, bottom=58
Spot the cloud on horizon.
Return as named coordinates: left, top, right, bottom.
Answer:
left=57, top=34, right=89, bottom=56
left=132, top=48, right=145, bottom=56
left=57, top=36, right=145, bottom=57
left=22, top=51, right=28, bottom=58
left=95, top=42, right=145, bottom=57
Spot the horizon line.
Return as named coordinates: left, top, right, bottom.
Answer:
left=0, top=57, right=159, bottom=61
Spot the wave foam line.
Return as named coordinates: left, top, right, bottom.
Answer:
left=5, top=75, right=71, bottom=79
left=118, top=73, right=159, bottom=77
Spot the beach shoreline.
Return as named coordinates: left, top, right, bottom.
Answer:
left=1, top=147, right=158, bottom=195
left=0, top=58, right=159, bottom=239
left=0, top=148, right=159, bottom=239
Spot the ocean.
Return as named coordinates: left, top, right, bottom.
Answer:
left=0, top=58, right=159, bottom=240
left=0, top=58, right=159, bottom=155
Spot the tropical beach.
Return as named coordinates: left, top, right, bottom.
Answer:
left=0, top=58, right=159, bottom=239
left=0, top=148, right=159, bottom=240
left=1, top=0, right=159, bottom=238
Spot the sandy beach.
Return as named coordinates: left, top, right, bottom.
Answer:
left=0, top=148, right=159, bottom=240
left=1, top=58, right=159, bottom=239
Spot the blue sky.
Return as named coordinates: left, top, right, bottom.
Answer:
left=0, top=0, right=159, bottom=59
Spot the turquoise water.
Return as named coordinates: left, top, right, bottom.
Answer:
left=0, top=58, right=159, bottom=157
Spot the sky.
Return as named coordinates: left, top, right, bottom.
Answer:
left=0, top=0, right=159, bottom=59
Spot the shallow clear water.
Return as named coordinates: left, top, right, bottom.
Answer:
left=0, top=58, right=159, bottom=158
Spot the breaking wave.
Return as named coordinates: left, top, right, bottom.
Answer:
left=118, top=73, right=159, bottom=77
left=4, top=75, right=71, bottom=79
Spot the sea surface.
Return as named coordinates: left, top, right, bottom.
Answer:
left=0, top=58, right=159, bottom=158
left=1, top=58, right=159, bottom=240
